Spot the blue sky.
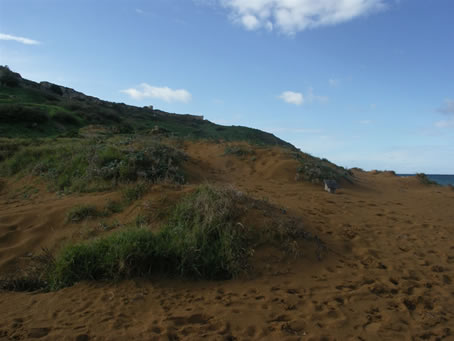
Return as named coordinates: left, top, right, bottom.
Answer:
left=1, top=0, right=453, bottom=173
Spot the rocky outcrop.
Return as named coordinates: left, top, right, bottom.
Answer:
left=0, top=66, right=22, bottom=87
left=39, top=81, right=102, bottom=104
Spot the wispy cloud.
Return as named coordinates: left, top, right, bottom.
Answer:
left=121, top=83, right=192, bottom=103
left=329, top=78, right=340, bottom=87
left=205, top=0, right=387, bottom=34
left=306, top=87, right=328, bottom=103
left=434, top=99, right=454, bottom=129
left=434, top=119, right=454, bottom=129
left=437, top=99, right=454, bottom=115
left=0, top=33, right=40, bottom=45
left=360, top=120, right=373, bottom=125
left=279, top=91, right=304, bottom=105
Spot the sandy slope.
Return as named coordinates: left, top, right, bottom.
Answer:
left=1, top=141, right=453, bottom=340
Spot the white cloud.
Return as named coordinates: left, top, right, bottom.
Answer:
left=0, top=33, right=40, bottom=45
left=438, top=99, right=454, bottom=115
left=121, top=83, right=192, bottom=103
left=241, top=14, right=260, bottom=30
left=216, top=0, right=387, bottom=34
left=279, top=88, right=327, bottom=105
left=279, top=91, right=304, bottom=105
left=329, top=78, right=340, bottom=87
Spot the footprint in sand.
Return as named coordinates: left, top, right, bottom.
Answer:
left=27, top=327, right=50, bottom=338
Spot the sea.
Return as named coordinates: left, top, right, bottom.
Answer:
left=398, top=174, right=454, bottom=186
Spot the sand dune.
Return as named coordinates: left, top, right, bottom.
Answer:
left=1, top=142, right=453, bottom=340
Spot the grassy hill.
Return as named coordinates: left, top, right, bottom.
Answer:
left=0, top=66, right=293, bottom=148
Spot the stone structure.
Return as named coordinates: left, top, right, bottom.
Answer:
left=324, top=180, right=338, bottom=194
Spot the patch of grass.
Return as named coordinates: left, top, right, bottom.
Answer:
left=159, top=184, right=250, bottom=279
left=0, top=247, right=55, bottom=292
left=122, top=182, right=149, bottom=204
left=47, top=185, right=251, bottom=289
left=103, top=199, right=123, bottom=215
left=48, top=228, right=161, bottom=289
left=0, top=276, right=48, bottom=292
left=67, top=205, right=100, bottom=223
left=223, top=145, right=255, bottom=158
left=0, top=139, right=186, bottom=192
left=416, top=173, right=438, bottom=185
left=293, top=152, right=353, bottom=184
left=98, top=220, right=122, bottom=232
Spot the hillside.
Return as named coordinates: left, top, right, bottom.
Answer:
left=0, top=66, right=293, bottom=148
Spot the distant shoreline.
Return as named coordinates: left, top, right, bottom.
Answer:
left=397, top=174, right=454, bottom=186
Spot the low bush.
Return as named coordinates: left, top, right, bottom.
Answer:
left=103, top=199, right=123, bottom=215
left=159, top=184, right=249, bottom=279
left=293, top=153, right=353, bottom=184
left=48, top=228, right=157, bottom=289
left=67, top=205, right=100, bottom=223
left=0, top=140, right=186, bottom=192
left=416, top=173, right=438, bottom=185
left=0, top=104, right=49, bottom=124
left=48, top=185, right=251, bottom=289
left=122, top=182, right=149, bottom=204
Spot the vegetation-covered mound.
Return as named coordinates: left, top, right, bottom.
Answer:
left=292, top=151, right=353, bottom=184
left=416, top=173, right=438, bottom=185
left=1, top=185, right=323, bottom=291
left=0, top=136, right=186, bottom=192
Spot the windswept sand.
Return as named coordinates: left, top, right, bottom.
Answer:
left=1, top=141, right=453, bottom=340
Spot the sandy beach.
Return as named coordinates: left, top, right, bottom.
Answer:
left=1, top=141, right=453, bottom=340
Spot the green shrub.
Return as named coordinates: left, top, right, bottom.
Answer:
left=67, top=205, right=100, bottom=223
left=48, top=228, right=158, bottom=289
left=0, top=104, right=49, bottom=124
left=293, top=153, right=353, bottom=184
left=159, top=184, right=249, bottom=279
left=52, top=111, right=80, bottom=125
left=48, top=185, right=251, bottom=289
left=416, top=173, right=438, bottom=185
left=0, top=140, right=186, bottom=192
left=103, top=199, right=123, bottom=215
left=121, top=182, right=149, bottom=204
left=0, top=276, right=48, bottom=292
